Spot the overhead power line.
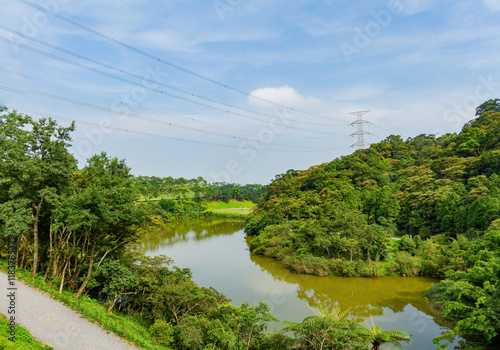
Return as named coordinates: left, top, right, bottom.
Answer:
left=0, top=67, right=346, bottom=140
left=15, top=0, right=349, bottom=123
left=7, top=105, right=350, bottom=153
left=0, top=26, right=344, bottom=128
left=0, top=36, right=346, bottom=136
left=0, top=84, right=346, bottom=151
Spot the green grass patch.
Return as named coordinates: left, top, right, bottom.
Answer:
left=0, top=316, right=53, bottom=350
left=0, top=259, right=169, bottom=350
left=204, top=200, right=256, bottom=215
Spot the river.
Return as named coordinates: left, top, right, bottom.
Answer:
left=140, top=218, right=461, bottom=349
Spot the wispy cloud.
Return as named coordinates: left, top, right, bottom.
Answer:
left=398, top=0, right=437, bottom=16
left=483, top=0, right=500, bottom=11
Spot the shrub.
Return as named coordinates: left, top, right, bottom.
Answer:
left=149, top=319, right=174, bottom=347
left=390, top=252, right=418, bottom=276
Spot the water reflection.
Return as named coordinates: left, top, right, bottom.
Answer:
left=141, top=219, right=244, bottom=251
left=249, top=253, right=440, bottom=322
left=141, top=219, right=461, bottom=349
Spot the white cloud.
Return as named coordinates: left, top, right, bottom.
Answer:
left=248, top=86, right=320, bottom=108
left=484, top=0, right=500, bottom=11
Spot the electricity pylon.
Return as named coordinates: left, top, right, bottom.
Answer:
left=349, top=110, right=372, bottom=150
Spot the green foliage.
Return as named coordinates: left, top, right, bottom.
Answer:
left=0, top=316, right=53, bottom=350
left=389, top=252, right=418, bottom=276
left=244, top=101, right=500, bottom=348
left=425, top=229, right=500, bottom=347
left=475, top=98, right=500, bottom=116
left=149, top=319, right=175, bottom=347
left=283, top=306, right=370, bottom=350
left=0, top=108, right=77, bottom=277
left=95, top=260, right=139, bottom=313
left=397, top=236, right=416, bottom=254
left=358, top=316, right=411, bottom=350
left=157, top=198, right=207, bottom=220
left=131, top=176, right=266, bottom=203
left=285, top=316, right=368, bottom=350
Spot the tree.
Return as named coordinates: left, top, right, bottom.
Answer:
left=96, top=260, right=139, bottom=313
left=283, top=305, right=368, bottom=350
left=73, top=153, right=143, bottom=299
left=358, top=316, right=411, bottom=350
left=476, top=98, right=500, bottom=116
left=0, top=108, right=76, bottom=278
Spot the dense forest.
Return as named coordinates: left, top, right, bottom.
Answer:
left=130, top=176, right=265, bottom=223
left=0, top=106, right=412, bottom=349
left=131, top=175, right=266, bottom=203
left=246, top=99, right=500, bottom=348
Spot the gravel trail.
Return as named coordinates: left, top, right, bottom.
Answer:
left=0, top=271, right=140, bottom=350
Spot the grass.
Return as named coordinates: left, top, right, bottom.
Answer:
left=0, top=259, right=169, bottom=350
left=0, top=316, right=53, bottom=350
left=204, top=200, right=256, bottom=215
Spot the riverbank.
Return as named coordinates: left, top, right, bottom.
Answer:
left=0, top=217, right=461, bottom=350
left=247, top=232, right=423, bottom=278
left=140, top=218, right=459, bottom=349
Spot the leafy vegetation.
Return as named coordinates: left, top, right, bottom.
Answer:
left=282, top=305, right=410, bottom=350
left=1, top=107, right=412, bottom=349
left=131, top=175, right=266, bottom=203
left=7, top=101, right=499, bottom=348
left=133, top=177, right=261, bottom=223
left=246, top=99, right=500, bottom=348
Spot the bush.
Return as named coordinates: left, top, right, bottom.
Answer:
left=390, top=252, right=418, bottom=276
left=341, top=260, right=357, bottom=277
left=149, top=319, right=174, bottom=347
left=257, top=332, right=296, bottom=350
left=398, top=236, right=416, bottom=254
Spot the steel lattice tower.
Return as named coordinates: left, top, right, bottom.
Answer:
left=349, top=110, right=372, bottom=150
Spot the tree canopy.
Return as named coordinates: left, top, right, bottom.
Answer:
left=246, top=99, right=500, bottom=347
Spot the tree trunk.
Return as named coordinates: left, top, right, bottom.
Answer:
left=31, top=199, right=43, bottom=278
left=45, top=221, right=54, bottom=283
left=246, top=323, right=253, bottom=350
left=107, top=295, right=119, bottom=314
left=74, top=241, right=96, bottom=300
left=59, top=259, right=69, bottom=293
left=43, top=262, right=51, bottom=283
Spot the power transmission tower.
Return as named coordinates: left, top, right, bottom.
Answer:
left=349, top=110, right=372, bottom=150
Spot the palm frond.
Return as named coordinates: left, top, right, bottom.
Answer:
left=307, top=302, right=350, bottom=320
left=386, top=330, right=411, bottom=341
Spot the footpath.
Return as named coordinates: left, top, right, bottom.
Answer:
left=0, top=271, right=140, bottom=350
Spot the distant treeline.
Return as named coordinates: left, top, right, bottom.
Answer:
left=131, top=175, right=266, bottom=203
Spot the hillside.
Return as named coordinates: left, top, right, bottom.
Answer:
left=246, top=99, right=500, bottom=348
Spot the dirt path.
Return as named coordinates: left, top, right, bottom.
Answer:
left=0, top=271, right=140, bottom=350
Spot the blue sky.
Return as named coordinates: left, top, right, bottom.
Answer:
left=1, top=0, right=500, bottom=184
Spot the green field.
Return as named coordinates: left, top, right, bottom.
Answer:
left=204, top=200, right=256, bottom=214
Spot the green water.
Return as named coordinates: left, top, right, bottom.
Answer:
left=141, top=218, right=461, bottom=349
